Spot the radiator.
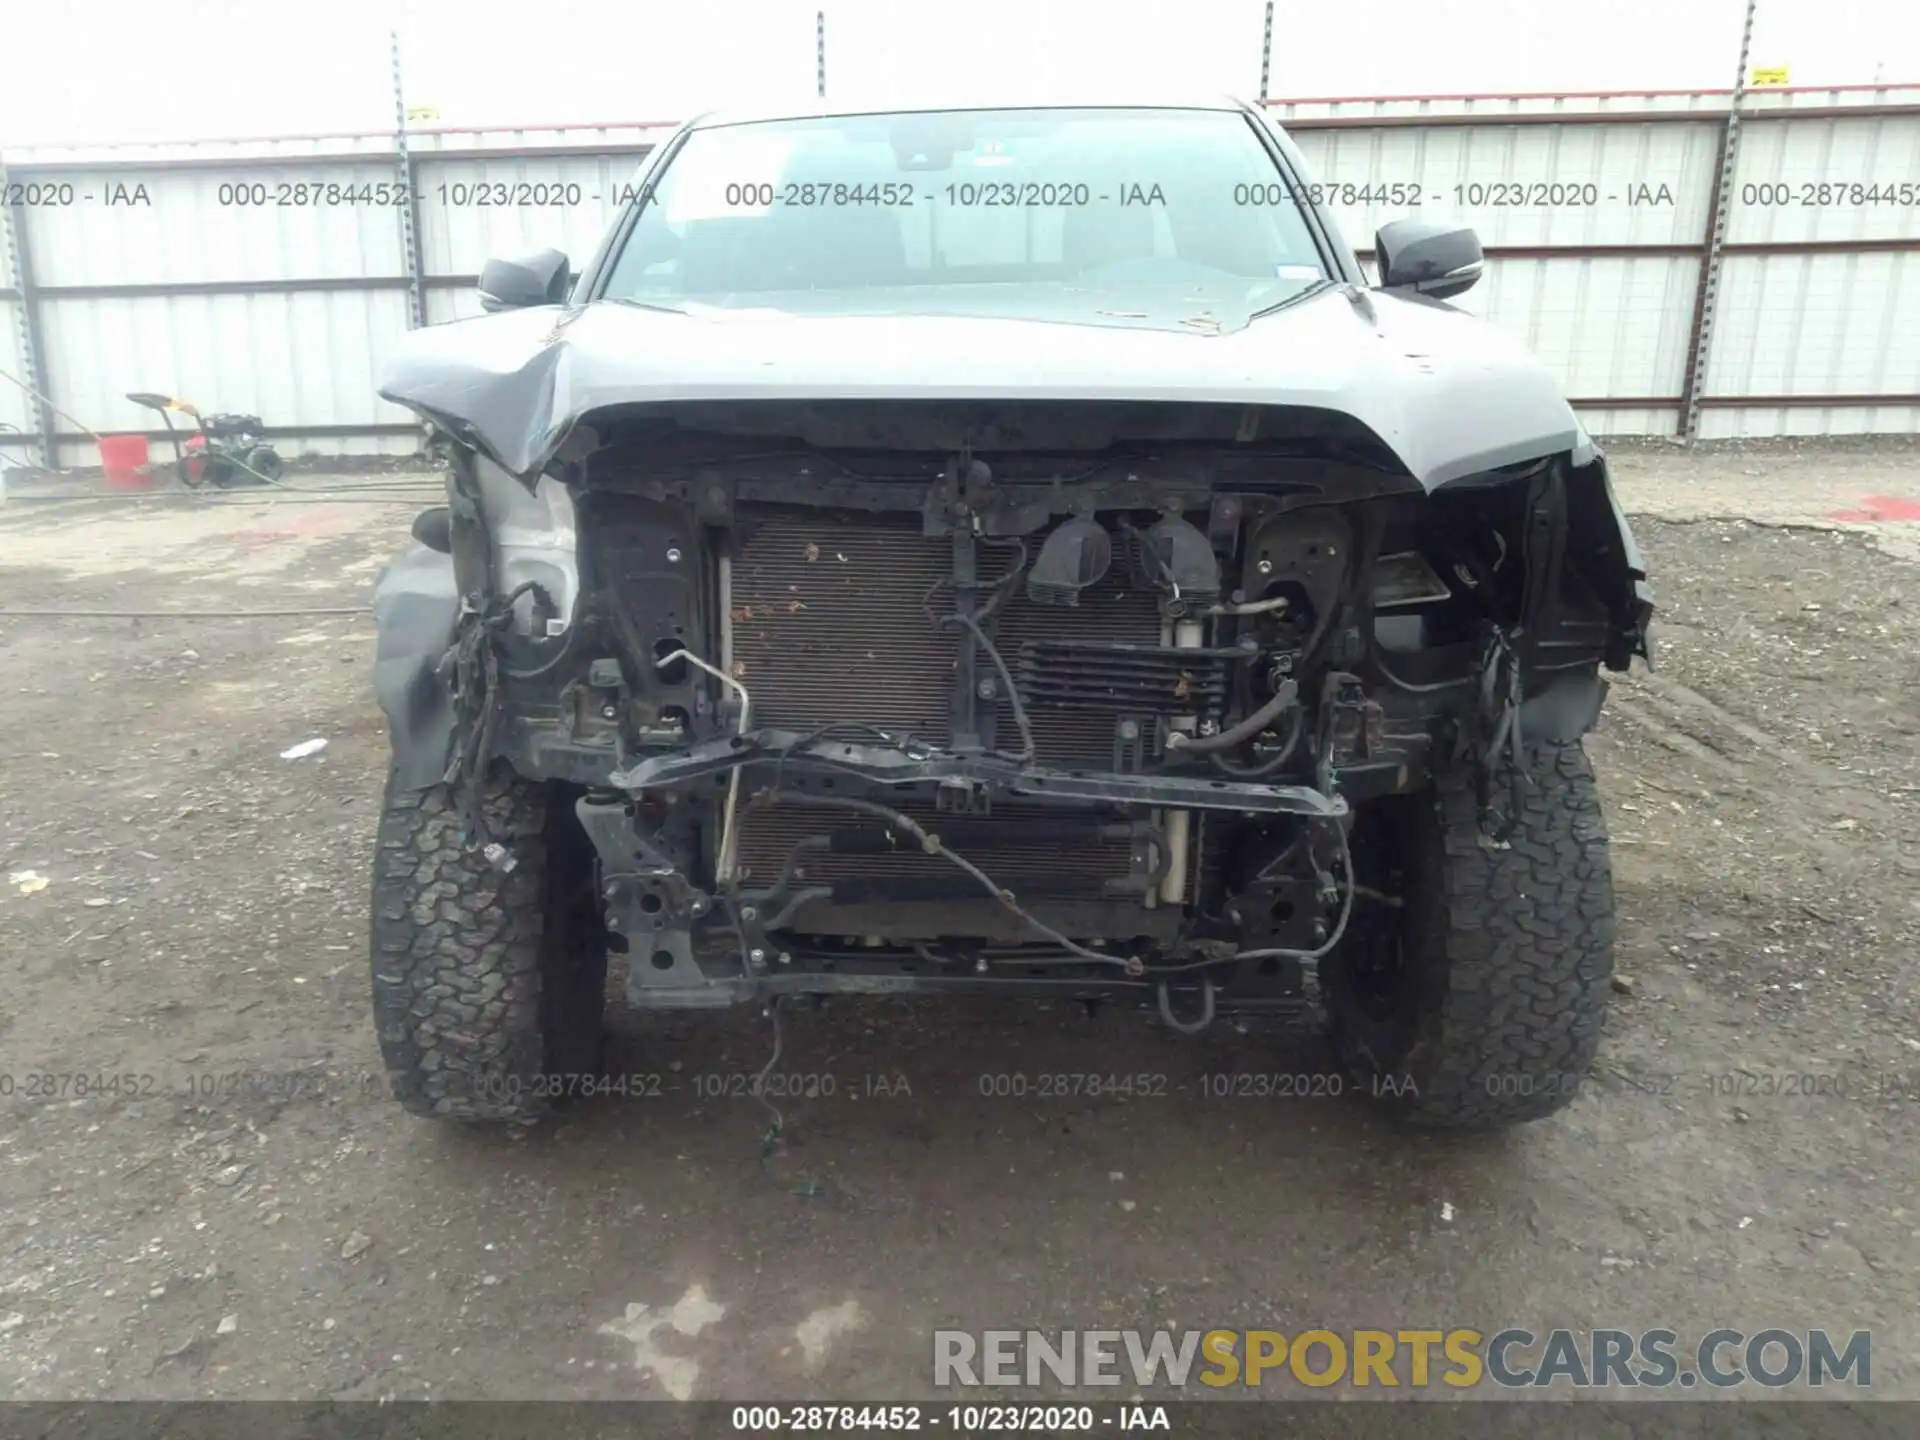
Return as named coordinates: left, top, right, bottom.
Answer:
left=729, top=513, right=955, bottom=743
left=728, top=511, right=1165, bottom=898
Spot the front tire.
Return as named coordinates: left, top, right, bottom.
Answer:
left=369, top=764, right=607, bottom=1121
left=1326, top=741, right=1615, bottom=1129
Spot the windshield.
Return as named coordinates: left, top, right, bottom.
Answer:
left=599, top=107, right=1331, bottom=331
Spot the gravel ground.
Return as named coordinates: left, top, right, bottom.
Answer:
left=0, top=445, right=1916, bottom=1412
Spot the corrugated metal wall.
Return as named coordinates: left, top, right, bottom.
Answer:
left=1285, top=106, right=1722, bottom=436
left=1703, top=108, right=1920, bottom=437
left=29, top=163, right=413, bottom=452
left=0, top=162, right=44, bottom=442
left=2, top=90, right=1917, bottom=467
left=0, top=296, right=31, bottom=438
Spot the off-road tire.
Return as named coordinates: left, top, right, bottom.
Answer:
left=1326, top=740, right=1615, bottom=1129
left=369, top=764, right=607, bottom=1121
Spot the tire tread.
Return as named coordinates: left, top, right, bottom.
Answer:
left=369, top=768, right=566, bottom=1122
left=1337, top=741, right=1616, bottom=1129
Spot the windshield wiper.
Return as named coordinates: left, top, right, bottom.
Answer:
left=1247, top=277, right=1336, bottom=322
left=604, top=297, right=688, bottom=317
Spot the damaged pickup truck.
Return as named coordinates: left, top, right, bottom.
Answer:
left=369, top=98, right=1652, bottom=1129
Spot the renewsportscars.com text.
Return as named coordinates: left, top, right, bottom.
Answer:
left=933, top=1327, right=1870, bottom=1390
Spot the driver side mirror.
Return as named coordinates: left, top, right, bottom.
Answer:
left=1375, top=220, right=1484, bottom=300
left=477, top=248, right=571, bottom=312
left=410, top=506, right=452, bottom=554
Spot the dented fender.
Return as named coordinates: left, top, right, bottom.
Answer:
left=1569, top=445, right=1656, bottom=670
left=372, top=541, right=461, bottom=791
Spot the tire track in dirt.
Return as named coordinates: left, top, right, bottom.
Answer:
left=1607, top=671, right=1903, bottom=870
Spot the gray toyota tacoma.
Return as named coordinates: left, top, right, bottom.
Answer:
left=368, top=97, right=1652, bottom=1128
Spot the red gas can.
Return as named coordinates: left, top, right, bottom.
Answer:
left=98, top=433, right=154, bottom=490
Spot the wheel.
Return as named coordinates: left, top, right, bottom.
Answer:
left=369, top=763, right=608, bottom=1121
left=244, top=444, right=283, bottom=482
left=1325, top=740, right=1615, bottom=1129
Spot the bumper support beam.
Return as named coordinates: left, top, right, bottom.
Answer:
left=607, top=728, right=1349, bottom=818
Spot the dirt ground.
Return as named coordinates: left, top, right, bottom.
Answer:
left=0, top=441, right=1916, bottom=1408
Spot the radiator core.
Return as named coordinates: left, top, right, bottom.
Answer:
left=727, top=511, right=1165, bottom=900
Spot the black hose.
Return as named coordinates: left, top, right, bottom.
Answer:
left=955, top=612, right=1036, bottom=762
left=1371, top=650, right=1474, bottom=695
left=973, top=535, right=1029, bottom=624
left=1207, top=706, right=1305, bottom=779
left=761, top=885, right=834, bottom=933
left=1167, top=680, right=1299, bottom=756
left=1156, top=976, right=1216, bottom=1035
left=923, top=538, right=1034, bottom=762
left=764, top=835, right=832, bottom=897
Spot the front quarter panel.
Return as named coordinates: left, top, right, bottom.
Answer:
left=372, top=541, right=461, bottom=791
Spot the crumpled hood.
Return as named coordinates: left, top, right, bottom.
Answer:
left=377, top=285, right=1584, bottom=490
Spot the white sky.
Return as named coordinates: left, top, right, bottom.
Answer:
left=1, top=0, right=1916, bottom=145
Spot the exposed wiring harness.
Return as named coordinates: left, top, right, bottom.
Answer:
left=1146, top=817, right=1357, bottom=973
left=1229, top=820, right=1357, bottom=964
left=748, top=817, right=1170, bottom=933
left=716, top=897, right=823, bottom=1199
left=954, top=612, right=1036, bottom=762
left=1473, top=624, right=1534, bottom=841
left=716, top=897, right=784, bottom=1179
left=765, top=721, right=940, bottom=799
left=437, top=578, right=552, bottom=847
left=921, top=536, right=1037, bottom=764
left=741, top=790, right=1140, bottom=974
left=733, top=792, right=1351, bottom=983
left=897, top=814, right=1354, bottom=993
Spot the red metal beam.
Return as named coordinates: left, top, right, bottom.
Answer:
left=1721, top=237, right=1920, bottom=255
left=1699, top=393, right=1920, bottom=407
left=8, top=83, right=1919, bottom=156
left=1279, top=103, right=1920, bottom=130
left=1261, top=83, right=1919, bottom=105
left=1286, top=111, right=1723, bottom=130
left=1355, top=245, right=1704, bottom=262
left=1563, top=394, right=1920, bottom=409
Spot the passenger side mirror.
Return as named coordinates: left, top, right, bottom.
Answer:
left=411, top=506, right=452, bottom=554
left=477, top=248, right=571, bottom=311
left=1375, top=220, right=1484, bottom=300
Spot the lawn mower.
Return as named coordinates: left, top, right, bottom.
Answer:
left=126, top=392, right=283, bottom=487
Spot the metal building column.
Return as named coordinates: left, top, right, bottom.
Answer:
left=0, top=168, right=56, bottom=471
left=390, top=30, right=428, bottom=330
left=1259, top=3, right=1274, bottom=102
left=1678, top=0, right=1759, bottom=440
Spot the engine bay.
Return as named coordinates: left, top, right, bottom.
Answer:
left=419, top=400, right=1649, bottom=1014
